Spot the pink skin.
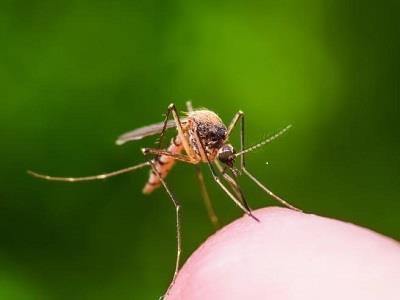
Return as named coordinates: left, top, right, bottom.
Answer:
left=166, top=207, right=400, bottom=300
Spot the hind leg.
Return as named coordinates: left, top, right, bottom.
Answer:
left=148, top=160, right=182, bottom=299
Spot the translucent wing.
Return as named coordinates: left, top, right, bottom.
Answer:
left=116, top=119, right=187, bottom=145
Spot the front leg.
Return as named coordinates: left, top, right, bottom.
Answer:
left=227, top=110, right=302, bottom=211
left=193, top=127, right=259, bottom=222
left=226, top=110, right=245, bottom=170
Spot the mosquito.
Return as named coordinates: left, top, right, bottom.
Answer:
left=28, top=101, right=301, bottom=299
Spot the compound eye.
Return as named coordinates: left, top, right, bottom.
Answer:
left=218, top=145, right=235, bottom=165
left=218, top=150, right=231, bottom=162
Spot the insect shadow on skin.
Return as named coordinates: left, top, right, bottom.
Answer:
left=28, top=101, right=301, bottom=299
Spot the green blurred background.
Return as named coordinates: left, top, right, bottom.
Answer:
left=1, top=0, right=399, bottom=299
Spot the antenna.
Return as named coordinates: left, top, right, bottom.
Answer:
left=235, top=124, right=292, bottom=157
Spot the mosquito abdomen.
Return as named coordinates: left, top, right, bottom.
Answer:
left=143, top=135, right=183, bottom=194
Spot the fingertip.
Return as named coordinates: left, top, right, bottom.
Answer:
left=166, top=207, right=400, bottom=300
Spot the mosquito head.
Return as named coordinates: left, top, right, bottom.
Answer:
left=217, top=144, right=236, bottom=167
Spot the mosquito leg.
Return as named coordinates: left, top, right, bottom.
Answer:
left=157, top=104, right=175, bottom=149
left=192, top=129, right=259, bottom=222
left=218, top=166, right=253, bottom=212
left=168, top=103, right=196, bottom=160
left=148, top=160, right=182, bottom=299
left=209, top=163, right=259, bottom=221
left=186, top=100, right=193, bottom=112
left=242, top=168, right=301, bottom=211
left=27, top=162, right=150, bottom=182
left=143, top=145, right=215, bottom=230
left=185, top=101, right=220, bottom=229
left=213, top=160, right=248, bottom=209
left=226, top=111, right=301, bottom=211
left=237, top=114, right=301, bottom=211
left=142, top=148, right=197, bottom=164
left=225, top=110, right=245, bottom=170
left=194, top=166, right=220, bottom=229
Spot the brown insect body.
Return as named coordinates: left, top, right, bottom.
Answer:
left=144, top=109, right=227, bottom=193
left=187, top=110, right=227, bottom=162
left=28, top=101, right=299, bottom=300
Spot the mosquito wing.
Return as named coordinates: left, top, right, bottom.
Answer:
left=116, top=119, right=187, bottom=145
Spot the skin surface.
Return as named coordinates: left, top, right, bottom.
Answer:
left=166, top=207, right=400, bottom=300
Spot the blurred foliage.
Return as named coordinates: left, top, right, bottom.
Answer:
left=1, top=0, right=399, bottom=299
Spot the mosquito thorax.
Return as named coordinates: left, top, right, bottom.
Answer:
left=217, top=144, right=236, bottom=167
